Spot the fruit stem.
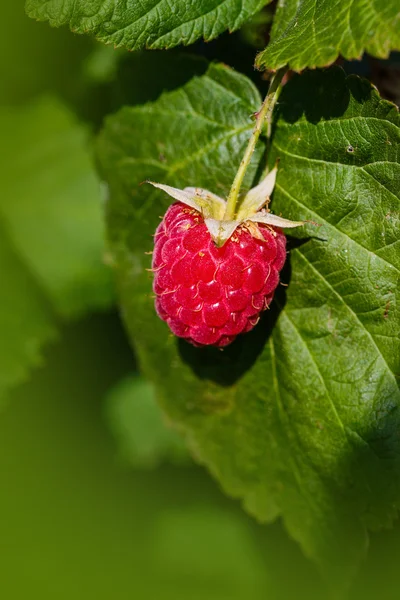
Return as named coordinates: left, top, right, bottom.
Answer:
left=223, top=67, right=287, bottom=221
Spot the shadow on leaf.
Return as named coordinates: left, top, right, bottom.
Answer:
left=276, top=67, right=370, bottom=125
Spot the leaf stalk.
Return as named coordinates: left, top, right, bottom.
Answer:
left=223, top=67, right=287, bottom=221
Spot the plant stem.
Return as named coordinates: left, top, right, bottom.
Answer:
left=223, top=67, right=286, bottom=221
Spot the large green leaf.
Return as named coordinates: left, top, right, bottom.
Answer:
left=26, top=0, right=270, bottom=51
left=0, top=97, right=113, bottom=318
left=256, top=0, right=400, bottom=71
left=97, top=64, right=400, bottom=586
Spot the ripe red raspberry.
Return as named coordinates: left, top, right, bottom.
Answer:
left=152, top=202, right=287, bottom=348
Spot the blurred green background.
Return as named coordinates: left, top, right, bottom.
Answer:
left=1, top=4, right=400, bottom=599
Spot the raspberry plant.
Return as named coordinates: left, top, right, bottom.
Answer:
left=8, top=1, right=400, bottom=597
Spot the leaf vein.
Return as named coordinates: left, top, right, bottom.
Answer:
left=276, top=181, right=400, bottom=277
left=295, top=249, right=399, bottom=390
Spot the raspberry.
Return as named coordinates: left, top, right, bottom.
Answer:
left=152, top=202, right=287, bottom=348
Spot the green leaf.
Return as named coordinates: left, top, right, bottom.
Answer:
left=105, top=375, right=190, bottom=468
left=256, top=0, right=400, bottom=71
left=0, top=97, right=114, bottom=318
left=26, top=0, right=271, bottom=51
left=98, top=62, right=263, bottom=196
left=97, top=64, right=400, bottom=586
left=0, top=224, right=57, bottom=403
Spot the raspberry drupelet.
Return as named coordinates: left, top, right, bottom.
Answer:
left=152, top=202, right=287, bottom=348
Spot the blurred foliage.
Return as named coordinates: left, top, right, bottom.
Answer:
left=0, top=224, right=57, bottom=404
left=105, top=375, right=190, bottom=468
left=0, top=97, right=113, bottom=318
left=0, top=3, right=93, bottom=106
left=1, top=310, right=400, bottom=599
left=0, top=313, right=325, bottom=600
left=0, top=93, right=114, bottom=404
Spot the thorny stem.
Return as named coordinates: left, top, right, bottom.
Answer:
left=223, top=67, right=287, bottom=221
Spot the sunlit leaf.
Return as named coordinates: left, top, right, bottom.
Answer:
left=26, top=0, right=271, bottom=51
left=256, top=0, right=400, bottom=71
